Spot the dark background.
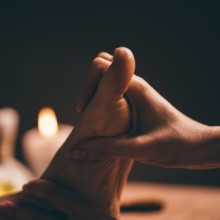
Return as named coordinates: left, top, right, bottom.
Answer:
left=1, top=2, right=220, bottom=186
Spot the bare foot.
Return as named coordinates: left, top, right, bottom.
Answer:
left=42, top=47, right=135, bottom=218
left=0, top=47, right=135, bottom=219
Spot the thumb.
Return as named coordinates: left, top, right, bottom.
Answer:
left=68, top=136, right=145, bottom=161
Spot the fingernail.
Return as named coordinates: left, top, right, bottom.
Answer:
left=70, top=150, right=86, bottom=160
left=114, top=47, right=132, bottom=61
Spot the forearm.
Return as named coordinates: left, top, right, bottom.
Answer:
left=187, top=126, right=220, bottom=169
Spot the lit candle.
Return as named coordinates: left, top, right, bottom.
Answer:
left=22, top=107, right=73, bottom=177
left=0, top=108, right=34, bottom=196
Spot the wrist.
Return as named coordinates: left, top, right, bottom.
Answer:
left=190, top=125, right=220, bottom=169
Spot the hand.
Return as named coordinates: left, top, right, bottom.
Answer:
left=0, top=179, right=117, bottom=220
left=69, top=50, right=220, bottom=169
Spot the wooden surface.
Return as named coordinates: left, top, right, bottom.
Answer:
left=121, top=182, right=220, bottom=220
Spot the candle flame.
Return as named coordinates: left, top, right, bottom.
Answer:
left=38, top=108, right=58, bottom=138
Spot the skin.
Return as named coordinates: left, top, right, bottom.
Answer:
left=0, top=47, right=135, bottom=219
left=2, top=47, right=220, bottom=219
left=0, top=179, right=115, bottom=220
left=70, top=51, right=220, bottom=170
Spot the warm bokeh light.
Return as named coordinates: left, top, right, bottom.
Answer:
left=38, top=107, right=58, bottom=138
left=0, top=181, right=16, bottom=196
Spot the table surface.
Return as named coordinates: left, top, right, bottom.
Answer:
left=120, top=182, right=220, bottom=220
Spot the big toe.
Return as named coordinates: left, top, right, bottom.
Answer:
left=97, top=47, right=135, bottom=99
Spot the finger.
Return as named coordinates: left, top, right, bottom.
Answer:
left=0, top=202, right=59, bottom=220
left=126, top=75, right=151, bottom=103
left=69, top=134, right=155, bottom=161
left=76, top=56, right=112, bottom=112
left=97, top=47, right=135, bottom=99
left=127, top=74, right=171, bottom=112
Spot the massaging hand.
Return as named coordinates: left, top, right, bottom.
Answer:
left=70, top=50, right=220, bottom=169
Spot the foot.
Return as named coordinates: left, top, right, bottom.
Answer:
left=42, top=47, right=135, bottom=218
left=0, top=47, right=135, bottom=219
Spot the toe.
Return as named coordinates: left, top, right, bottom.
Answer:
left=98, top=47, right=135, bottom=99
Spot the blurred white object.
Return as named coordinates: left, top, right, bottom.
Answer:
left=0, top=107, right=35, bottom=196
left=22, top=107, right=73, bottom=177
